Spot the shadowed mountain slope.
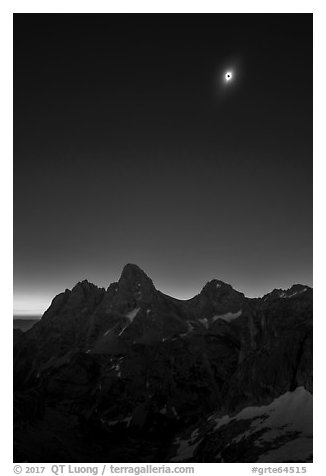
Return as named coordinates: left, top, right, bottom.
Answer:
left=13, top=264, right=312, bottom=463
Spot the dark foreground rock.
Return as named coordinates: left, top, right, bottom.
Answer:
left=13, top=265, right=312, bottom=462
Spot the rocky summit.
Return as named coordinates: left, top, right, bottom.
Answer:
left=13, top=264, right=313, bottom=463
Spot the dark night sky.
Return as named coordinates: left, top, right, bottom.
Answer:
left=14, top=14, right=312, bottom=315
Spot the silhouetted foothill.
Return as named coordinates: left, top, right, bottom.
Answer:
left=13, top=264, right=312, bottom=463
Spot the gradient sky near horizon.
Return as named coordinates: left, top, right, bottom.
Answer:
left=14, top=14, right=312, bottom=316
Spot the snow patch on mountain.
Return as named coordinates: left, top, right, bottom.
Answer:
left=171, top=437, right=201, bottom=462
left=214, top=386, right=312, bottom=462
left=126, top=307, right=141, bottom=321
left=212, top=310, right=242, bottom=323
left=199, top=318, right=209, bottom=328
left=214, top=386, right=311, bottom=432
left=283, top=288, right=308, bottom=299
left=171, top=387, right=312, bottom=462
left=118, top=325, right=128, bottom=336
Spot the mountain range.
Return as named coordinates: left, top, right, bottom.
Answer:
left=13, top=264, right=313, bottom=463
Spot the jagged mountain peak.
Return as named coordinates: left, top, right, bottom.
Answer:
left=118, top=263, right=155, bottom=291
left=70, top=279, right=104, bottom=300
left=289, top=284, right=311, bottom=293
left=200, top=279, right=244, bottom=299
left=72, top=279, right=99, bottom=292
left=120, top=263, right=150, bottom=278
left=14, top=267, right=313, bottom=463
left=263, top=284, right=312, bottom=301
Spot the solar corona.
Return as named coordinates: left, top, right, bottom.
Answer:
left=225, top=71, right=232, bottom=81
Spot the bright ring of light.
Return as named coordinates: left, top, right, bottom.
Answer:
left=225, top=71, right=232, bottom=81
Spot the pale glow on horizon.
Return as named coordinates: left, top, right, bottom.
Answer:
left=13, top=277, right=312, bottom=317
left=13, top=293, right=53, bottom=316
